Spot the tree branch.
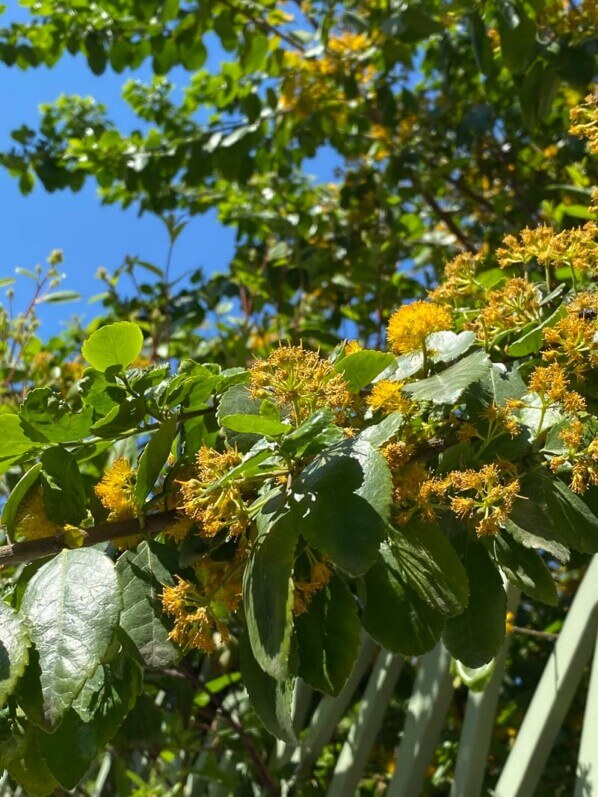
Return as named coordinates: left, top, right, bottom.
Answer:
left=0, top=510, right=177, bottom=569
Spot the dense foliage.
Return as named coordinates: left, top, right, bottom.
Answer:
left=0, top=0, right=597, bottom=794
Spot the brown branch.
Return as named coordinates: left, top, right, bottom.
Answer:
left=418, top=185, right=476, bottom=252
left=0, top=510, right=177, bottom=569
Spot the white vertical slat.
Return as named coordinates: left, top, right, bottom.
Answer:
left=326, top=649, right=403, bottom=797
left=386, top=643, right=454, bottom=797
left=575, top=629, right=598, bottom=797
left=450, top=586, right=520, bottom=797
left=291, top=633, right=377, bottom=778
left=495, top=556, right=598, bottom=797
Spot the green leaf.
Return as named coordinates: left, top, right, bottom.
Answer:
left=79, top=368, right=127, bottom=414
left=507, top=305, right=566, bottom=357
left=135, top=417, right=178, bottom=506
left=6, top=726, right=59, bottom=797
left=295, top=573, right=360, bottom=696
left=81, top=321, right=143, bottom=373
left=19, top=388, right=93, bottom=443
left=0, top=602, right=30, bottom=709
left=36, top=656, right=142, bottom=789
left=241, top=31, right=269, bottom=71
left=545, top=478, right=598, bottom=555
left=335, top=350, right=396, bottom=393
left=498, top=1, right=536, bottom=73
left=20, top=549, right=122, bottom=726
left=239, top=629, right=296, bottom=743
left=363, top=545, right=444, bottom=656
left=279, top=408, right=336, bottom=457
left=220, top=413, right=292, bottom=436
left=1, top=463, right=42, bottom=536
left=0, top=414, right=40, bottom=468
left=243, top=498, right=298, bottom=680
left=403, top=350, right=490, bottom=405
left=493, top=536, right=557, bottom=606
left=91, top=396, right=146, bottom=437
left=389, top=520, right=469, bottom=616
left=427, top=330, right=477, bottom=364
left=293, top=439, right=392, bottom=576
left=116, top=541, right=178, bottom=669
left=40, top=447, right=86, bottom=526
left=443, top=543, right=505, bottom=667
left=217, top=385, right=263, bottom=452
left=358, top=412, right=404, bottom=447
left=519, top=61, right=559, bottom=129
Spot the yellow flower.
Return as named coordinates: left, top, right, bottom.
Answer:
left=470, top=278, right=541, bottom=342
left=428, top=252, right=483, bottom=303
left=367, top=380, right=413, bottom=415
left=344, top=340, right=363, bottom=355
left=161, top=577, right=230, bottom=653
left=569, top=93, right=598, bottom=154
left=505, top=611, right=516, bottom=635
left=528, top=363, right=586, bottom=414
left=420, top=464, right=520, bottom=537
left=550, top=421, right=598, bottom=494
left=249, top=344, right=349, bottom=425
left=542, top=291, right=598, bottom=377
left=95, top=457, right=141, bottom=548
left=95, top=457, right=137, bottom=521
left=387, top=301, right=453, bottom=356
left=179, top=446, right=248, bottom=539
left=14, top=486, right=61, bottom=541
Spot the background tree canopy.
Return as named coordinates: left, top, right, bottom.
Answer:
left=0, top=1, right=596, bottom=795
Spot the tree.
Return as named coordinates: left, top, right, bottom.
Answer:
left=0, top=2, right=597, bottom=794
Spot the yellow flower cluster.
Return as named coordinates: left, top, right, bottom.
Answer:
left=469, top=277, right=542, bottom=343
left=497, top=223, right=598, bottom=278
left=249, top=344, right=350, bottom=425
left=293, top=559, right=333, bottom=615
left=367, top=380, right=414, bottom=416
left=550, top=421, right=598, bottom=494
left=425, top=465, right=521, bottom=537
left=161, top=577, right=230, bottom=653
left=95, top=457, right=137, bottom=521
left=178, top=446, right=248, bottom=539
left=386, top=301, right=453, bottom=356
left=526, top=363, right=586, bottom=414
left=542, top=291, right=598, bottom=377
left=94, top=457, right=141, bottom=548
left=569, top=93, right=598, bottom=154
left=428, top=252, right=483, bottom=303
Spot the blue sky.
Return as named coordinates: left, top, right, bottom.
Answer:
left=0, top=17, right=338, bottom=338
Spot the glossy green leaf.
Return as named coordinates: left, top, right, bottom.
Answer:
left=40, top=447, right=87, bottom=525
left=293, top=439, right=392, bottom=576
left=20, top=388, right=93, bottom=443
left=116, top=541, right=178, bottom=669
left=135, top=416, right=177, bottom=505
left=493, top=535, right=557, bottom=605
left=37, top=656, right=142, bottom=789
left=335, top=350, right=396, bottom=392
left=243, top=497, right=298, bottom=680
left=389, top=520, right=469, bottom=616
left=239, top=629, right=296, bottom=743
left=220, top=413, right=292, bottom=436
left=295, top=573, right=360, bottom=696
left=20, top=549, right=122, bottom=726
left=81, top=321, right=143, bottom=372
left=443, top=543, right=505, bottom=667
left=363, top=545, right=444, bottom=656
left=403, top=350, right=490, bottom=405
left=0, top=601, right=30, bottom=709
